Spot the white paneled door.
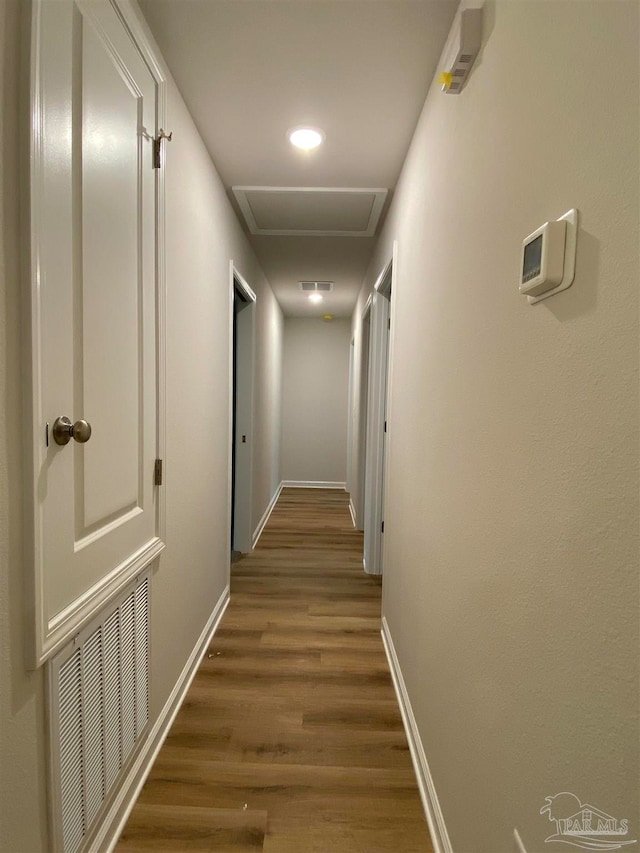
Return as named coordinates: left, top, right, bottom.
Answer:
left=28, top=0, right=166, bottom=665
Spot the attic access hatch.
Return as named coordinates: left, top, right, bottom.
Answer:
left=232, top=187, right=387, bottom=237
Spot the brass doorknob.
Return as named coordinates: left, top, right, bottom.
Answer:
left=52, top=416, right=92, bottom=446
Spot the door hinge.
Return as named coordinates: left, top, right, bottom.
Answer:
left=154, top=459, right=163, bottom=486
left=381, top=521, right=385, bottom=533
left=153, top=129, right=173, bottom=169
left=387, top=317, right=391, bottom=330
left=384, top=420, right=387, bottom=433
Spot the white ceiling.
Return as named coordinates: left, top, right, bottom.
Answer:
left=137, top=0, right=458, bottom=317
left=249, top=235, right=376, bottom=316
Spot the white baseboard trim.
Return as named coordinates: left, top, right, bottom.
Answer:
left=381, top=616, right=452, bottom=853
left=96, top=585, right=230, bottom=853
left=252, top=481, right=283, bottom=548
left=348, top=499, right=356, bottom=528
left=513, top=828, right=528, bottom=853
left=281, top=480, right=346, bottom=490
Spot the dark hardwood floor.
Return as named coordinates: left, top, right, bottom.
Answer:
left=115, top=488, right=433, bottom=852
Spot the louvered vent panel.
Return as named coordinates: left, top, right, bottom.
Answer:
left=59, top=650, right=84, bottom=853
left=120, top=594, right=137, bottom=763
left=134, top=582, right=150, bottom=736
left=299, top=281, right=334, bottom=292
left=51, top=576, right=150, bottom=853
left=82, top=628, right=104, bottom=826
left=103, top=610, right=121, bottom=790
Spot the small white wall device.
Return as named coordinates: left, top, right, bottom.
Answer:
left=519, top=209, right=578, bottom=304
left=438, top=7, right=483, bottom=95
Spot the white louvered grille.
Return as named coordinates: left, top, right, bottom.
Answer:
left=134, top=584, right=149, bottom=736
left=299, top=280, right=334, bottom=292
left=82, top=628, right=105, bottom=826
left=59, top=651, right=84, bottom=853
left=103, top=610, right=121, bottom=790
left=51, top=577, right=150, bottom=853
left=120, top=594, right=137, bottom=764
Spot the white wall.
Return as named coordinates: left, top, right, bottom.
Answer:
left=352, top=2, right=639, bottom=850
left=151, top=65, right=283, bottom=714
left=0, top=2, right=283, bottom=848
left=251, top=290, right=283, bottom=531
left=281, top=318, right=351, bottom=485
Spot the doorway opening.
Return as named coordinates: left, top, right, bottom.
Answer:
left=230, top=266, right=256, bottom=558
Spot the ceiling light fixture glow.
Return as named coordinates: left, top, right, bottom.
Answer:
left=288, top=126, right=325, bottom=151
left=308, top=293, right=323, bottom=303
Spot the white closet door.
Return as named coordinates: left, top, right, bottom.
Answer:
left=29, top=0, right=165, bottom=664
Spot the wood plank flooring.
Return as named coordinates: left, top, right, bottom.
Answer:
left=116, top=488, right=432, bottom=852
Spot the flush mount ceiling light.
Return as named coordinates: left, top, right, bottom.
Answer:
left=288, top=126, right=325, bottom=151
left=308, top=293, right=323, bottom=303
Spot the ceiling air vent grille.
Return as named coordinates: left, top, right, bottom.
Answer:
left=299, top=281, right=334, bottom=293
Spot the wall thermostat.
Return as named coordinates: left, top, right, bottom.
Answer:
left=519, top=209, right=578, bottom=304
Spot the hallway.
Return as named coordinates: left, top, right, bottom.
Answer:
left=116, top=489, right=432, bottom=852
left=3, top=3, right=638, bottom=850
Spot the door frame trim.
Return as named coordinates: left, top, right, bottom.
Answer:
left=379, top=240, right=399, bottom=580
left=354, top=294, right=372, bottom=530
left=24, top=0, right=168, bottom=668
left=363, top=241, right=398, bottom=576
left=346, top=337, right=355, bottom=496
left=232, top=265, right=257, bottom=304
left=228, top=262, right=257, bottom=559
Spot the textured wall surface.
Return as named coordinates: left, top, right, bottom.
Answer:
left=251, top=289, right=283, bottom=530
left=281, top=318, right=351, bottom=484
left=152, top=68, right=283, bottom=715
left=353, top=2, right=639, bottom=850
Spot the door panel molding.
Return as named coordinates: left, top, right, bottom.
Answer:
left=45, top=536, right=163, bottom=665
left=25, top=0, right=167, bottom=668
